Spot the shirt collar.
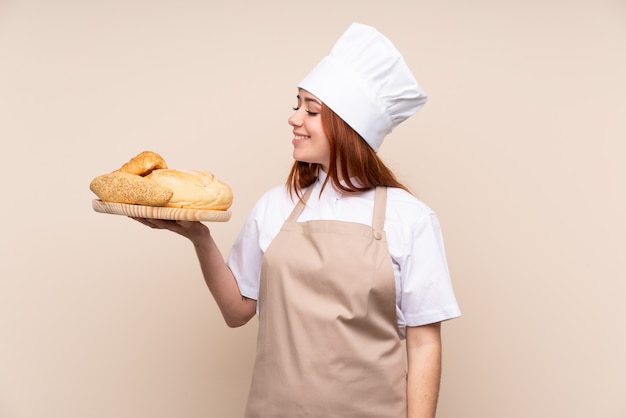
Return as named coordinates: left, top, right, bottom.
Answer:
left=312, top=169, right=339, bottom=200
left=314, top=169, right=367, bottom=200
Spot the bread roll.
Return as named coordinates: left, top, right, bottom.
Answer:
left=115, top=151, right=168, bottom=176
left=146, top=169, right=233, bottom=210
left=90, top=171, right=173, bottom=206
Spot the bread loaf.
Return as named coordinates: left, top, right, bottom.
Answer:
left=90, top=171, right=173, bottom=206
left=146, top=169, right=233, bottom=210
left=115, top=151, right=168, bottom=176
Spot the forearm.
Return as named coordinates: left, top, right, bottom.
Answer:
left=192, top=226, right=256, bottom=327
left=406, top=324, right=442, bottom=418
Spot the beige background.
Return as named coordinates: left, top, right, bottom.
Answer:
left=1, top=0, right=625, bottom=417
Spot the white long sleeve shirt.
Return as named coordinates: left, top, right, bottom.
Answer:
left=227, top=171, right=461, bottom=338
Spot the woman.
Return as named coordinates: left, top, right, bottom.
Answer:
left=136, top=23, right=460, bottom=418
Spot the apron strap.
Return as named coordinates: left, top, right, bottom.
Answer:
left=372, top=186, right=388, bottom=239
left=287, top=184, right=388, bottom=238
left=286, top=185, right=315, bottom=222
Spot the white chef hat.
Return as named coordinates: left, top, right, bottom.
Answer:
left=298, top=22, right=428, bottom=152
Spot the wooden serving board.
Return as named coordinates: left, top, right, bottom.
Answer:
left=92, top=200, right=231, bottom=222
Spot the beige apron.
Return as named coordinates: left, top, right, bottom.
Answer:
left=244, top=186, right=406, bottom=418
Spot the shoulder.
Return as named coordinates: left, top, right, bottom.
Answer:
left=383, top=188, right=450, bottom=269
left=255, top=184, right=297, bottom=208
left=247, top=184, right=299, bottom=223
left=386, top=187, right=436, bottom=226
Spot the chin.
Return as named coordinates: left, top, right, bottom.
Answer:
left=292, top=153, right=310, bottom=164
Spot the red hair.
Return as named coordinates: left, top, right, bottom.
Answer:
left=287, top=103, right=410, bottom=198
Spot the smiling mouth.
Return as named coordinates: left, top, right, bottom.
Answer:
left=293, top=135, right=309, bottom=141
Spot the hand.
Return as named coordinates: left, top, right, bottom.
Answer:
left=130, top=217, right=209, bottom=244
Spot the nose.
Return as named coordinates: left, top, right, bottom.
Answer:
left=288, top=108, right=303, bottom=127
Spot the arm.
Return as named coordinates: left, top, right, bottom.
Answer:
left=132, top=218, right=257, bottom=327
left=406, top=322, right=442, bottom=418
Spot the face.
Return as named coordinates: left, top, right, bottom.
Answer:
left=288, top=89, right=331, bottom=171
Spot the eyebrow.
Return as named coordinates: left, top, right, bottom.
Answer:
left=297, top=95, right=322, bottom=106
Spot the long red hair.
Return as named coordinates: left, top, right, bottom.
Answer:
left=287, top=103, right=410, bottom=198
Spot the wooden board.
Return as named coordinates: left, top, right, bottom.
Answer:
left=92, top=200, right=231, bottom=222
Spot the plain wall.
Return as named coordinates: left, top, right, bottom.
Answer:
left=1, top=0, right=625, bottom=417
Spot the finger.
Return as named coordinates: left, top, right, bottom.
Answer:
left=130, top=217, right=169, bottom=229
left=130, top=217, right=154, bottom=227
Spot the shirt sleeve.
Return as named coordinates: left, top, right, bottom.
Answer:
left=226, top=186, right=293, bottom=301
left=226, top=201, right=265, bottom=301
left=399, top=213, right=461, bottom=326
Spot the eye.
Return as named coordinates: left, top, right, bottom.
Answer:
left=292, top=106, right=319, bottom=116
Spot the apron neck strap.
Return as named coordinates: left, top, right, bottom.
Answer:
left=287, top=185, right=315, bottom=222
left=287, top=184, right=388, bottom=233
left=372, top=186, right=388, bottom=233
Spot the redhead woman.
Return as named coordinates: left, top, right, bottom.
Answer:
left=135, top=22, right=460, bottom=418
